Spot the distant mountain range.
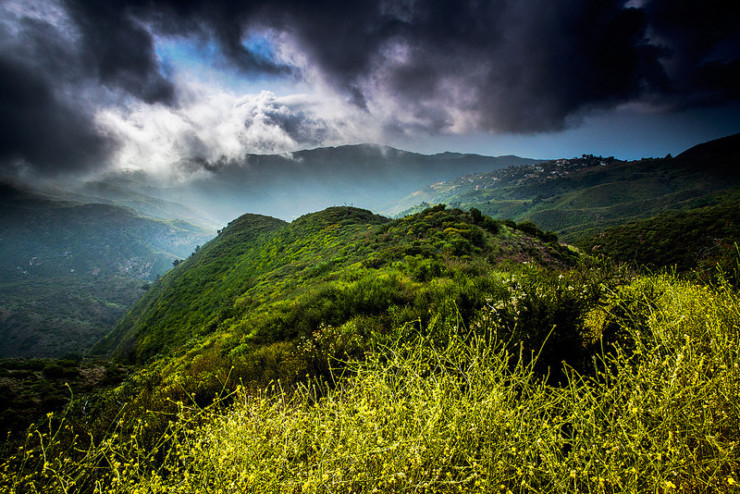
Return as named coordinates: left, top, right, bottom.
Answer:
left=391, top=133, right=740, bottom=241
left=83, top=145, right=540, bottom=224
left=45, top=180, right=224, bottom=231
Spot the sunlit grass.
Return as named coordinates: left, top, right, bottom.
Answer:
left=2, top=273, right=739, bottom=493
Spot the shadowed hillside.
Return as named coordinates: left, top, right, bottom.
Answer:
left=578, top=189, right=740, bottom=279
left=0, top=183, right=214, bottom=357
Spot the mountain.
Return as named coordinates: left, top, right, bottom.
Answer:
left=0, top=183, right=214, bottom=357
left=99, top=144, right=541, bottom=223
left=63, top=180, right=223, bottom=230
left=390, top=133, right=740, bottom=242
left=94, top=206, right=577, bottom=393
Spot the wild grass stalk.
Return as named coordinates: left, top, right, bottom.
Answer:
left=2, top=273, right=738, bottom=493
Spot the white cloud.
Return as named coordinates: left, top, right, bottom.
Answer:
left=95, top=79, right=382, bottom=180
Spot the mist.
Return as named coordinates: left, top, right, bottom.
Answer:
left=74, top=145, right=541, bottom=225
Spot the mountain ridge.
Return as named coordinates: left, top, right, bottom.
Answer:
left=88, top=145, right=543, bottom=223
left=96, top=205, right=576, bottom=366
left=390, top=133, right=740, bottom=241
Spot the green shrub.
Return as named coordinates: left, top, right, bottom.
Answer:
left=6, top=273, right=739, bottom=493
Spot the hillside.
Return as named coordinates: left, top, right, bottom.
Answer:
left=0, top=184, right=214, bottom=357
left=391, top=133, right=740, bottom=241
left=5, top=205, right=740, bottom=493
left=577, top=190, right=740, bottom=278
left=96, top=206, right=577, bottom=390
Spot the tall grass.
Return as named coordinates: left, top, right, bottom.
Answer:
left=3, top=273, right=739, bottom=493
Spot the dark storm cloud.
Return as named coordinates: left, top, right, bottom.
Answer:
left=1, top=0, right=738, bottom=176
left=243, top=0, right=736, bottom=131
left=0, top=56, right=113, bottom=175
left=0, top=15, right=113, bottom=175
left=64, top=0, right=293, bottom=85
left=64, top=1, right=176, bottom=105
left=643, top=0, right=740, bottom=107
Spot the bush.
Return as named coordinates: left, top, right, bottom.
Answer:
left=41, top=364, right=65, bottom=379
left=7, top=273, right=739, bottom=493
left=482, top=217, right=500, bottom=235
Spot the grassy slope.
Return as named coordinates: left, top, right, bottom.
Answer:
left=95, top=212, right=290, bottom=361
left=577, top=189, right=740, bottom=275
left=95, top=206, right=577, bottom=396
left=392, top=133, right=740, bottom=242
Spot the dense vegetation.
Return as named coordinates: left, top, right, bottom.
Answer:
left=0, top=276, right=146, bottom=357
left=392, top=133, right=740, bottom=242
left=95, top=206, right=575, bottom=395
left=0, top=183, right=213, bottom=357
left=2, top=264, right=739, bottom=492
left=578, top=191, right=740, bottom=280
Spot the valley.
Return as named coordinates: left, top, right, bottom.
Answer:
left=0, top=183, right=213, bottom=357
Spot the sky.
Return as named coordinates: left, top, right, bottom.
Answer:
left=1, top=0, right=739, bottom=183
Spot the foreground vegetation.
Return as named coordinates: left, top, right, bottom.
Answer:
left=2, top=199, right=739, bottom=492
left=2, top=267, right=739, bottom=492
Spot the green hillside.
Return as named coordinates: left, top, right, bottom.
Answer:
left=392, top=133, right=740, bottom=242
left=4, top=206, right=740, bottom=492
left=578, top=190, right=740, bottom=278
left=97, top=206, right=576, bottom=375
left=0, top=184, right=214, bottom=357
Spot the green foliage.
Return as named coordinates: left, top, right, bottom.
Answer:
left=391, top=136, right=740, bottom=242
left=4, top=272, right=740, bottom=493
left=477, top=262, right=625, bottom=383
left=578, top=195, right=740, bottom=284
left=98, top=206, right=575, bottom=372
